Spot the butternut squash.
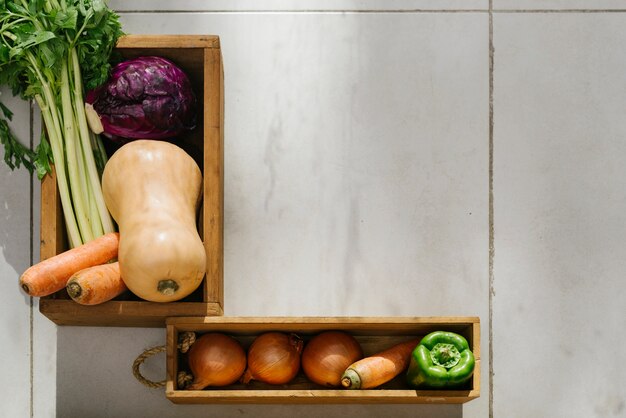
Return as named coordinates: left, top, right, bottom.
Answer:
left=102, top=139, right=205, bottom=302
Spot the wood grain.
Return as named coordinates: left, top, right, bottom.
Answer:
left=116, top=35, right=220, bottom=49
left=202, top=46, right=225, bottom=307
left=39, top=300, right=222, bottom=327
left=39, top=166, right=65, bottom=261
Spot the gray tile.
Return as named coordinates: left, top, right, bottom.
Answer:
left=0, top=88, right=34, bottom=417
left=118, top=12, right=490, bottom=321
left=54, top=11, right=490, bottom=417
left=33, top=303, right=57, bottom=418
left=110, top=0, right=488, bottom=12
left=494, top=0, right=626, bottom=10
left=494, top=13, right=626, bottom=418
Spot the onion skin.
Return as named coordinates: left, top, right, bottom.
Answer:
left=301, top=331, right=363, bottom=387
left=242, top=332, right=303, bottom=385
left=186, top=333, right=246, bottom=390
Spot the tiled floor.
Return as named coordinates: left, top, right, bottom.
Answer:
left=1, top=2, right=625, bottom=417
left=493, top=12, right=626, bottom=417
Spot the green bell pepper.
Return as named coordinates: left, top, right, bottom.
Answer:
left=406, top=331, right=475, bottom=388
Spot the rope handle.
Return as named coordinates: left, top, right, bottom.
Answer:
left=132, top=331, right=196, bottom=389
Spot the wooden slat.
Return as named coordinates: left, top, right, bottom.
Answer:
left=116, top=34, right=220, bottom=49
left=167, top=316, right=480, bottom=327
left=202, top=47, right=224, bottom=308
left=39, top=300, right=222, bottom=328
left=473, top=318, right=481, bottom=360
left=167, top=389, right=479, bottom=405
left=39, top=167, right=64, bottom=261
left=166, top=325, right=177, bottom=393
left=473, top=359, right=481, bottom=395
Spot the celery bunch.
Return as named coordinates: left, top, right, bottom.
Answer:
left=0, top=0, right=123, bottom=247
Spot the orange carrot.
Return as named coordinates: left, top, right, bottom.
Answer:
left=341, top=338, right=420, bottom=389
left=66, top=261, right=127, bottom=305
left=19, top=232, right=120, bottom=297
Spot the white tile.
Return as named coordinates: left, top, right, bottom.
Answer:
left=117, top=12, right=489, bottom=319
left=494, top=0, right=626, bottom=10
left=494, top=13, right=626, bottom=417
left=53, top=11, right=490, bottom=417
left=31, top=111, right=57, bottom=418
left=110, top=0, right=488, bottom=12
left=32, top=304, right=56, bottom=418
left=0, top=88, right=33, bottom=417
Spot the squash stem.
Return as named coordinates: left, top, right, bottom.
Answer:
left=157, top=280, right=179, bottom=296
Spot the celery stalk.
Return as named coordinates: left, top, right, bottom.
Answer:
left=70, top=49, right=115, bottom=235
left=61, top=58, right=94, bottom=243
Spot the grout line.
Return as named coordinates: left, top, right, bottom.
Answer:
left=488, top=1, right=495, bottom=417
left=29, top=100, right=35, bottom=418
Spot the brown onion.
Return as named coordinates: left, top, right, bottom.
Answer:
left=186, top=333, right=246, bottom=390
left=301, top=331, right=363, bottom=387
left=241, top=332, right=303, bottom=385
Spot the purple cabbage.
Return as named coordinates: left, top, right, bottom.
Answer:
left=86, top=56, right=197, bottom=142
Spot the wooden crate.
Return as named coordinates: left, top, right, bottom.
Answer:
left=39, top=35, right=224, bottom=327
left=166, top=316, right=480, bottom=404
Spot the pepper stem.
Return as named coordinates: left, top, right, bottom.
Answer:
left=439, top=347, right=452, bottom=362
left=430, top=343, right=461, bottom=369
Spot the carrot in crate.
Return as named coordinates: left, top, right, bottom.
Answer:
left=66, top=261, right=127, bottom=305
left=341, top=338, right=420, bottom=389
left=19, top=232, right=120, bottom=297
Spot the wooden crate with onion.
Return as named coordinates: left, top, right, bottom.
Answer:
left=159, top=316, right=480, bottom=404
